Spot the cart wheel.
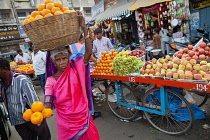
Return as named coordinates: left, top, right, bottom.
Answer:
left=142, top=88, right=194, bottom=135
left=188, top=90, right=208, bottom=107
left=106, top=82, right=139, bottom=121
left=0, top=104, right=11, bottom=140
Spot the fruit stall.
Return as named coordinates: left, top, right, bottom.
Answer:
left=10, top=62, right=34, bottom=75
left=91, top=42, right=210, bottom=135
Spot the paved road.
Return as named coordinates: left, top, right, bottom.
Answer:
left=9, top=86, right=210, bottom=140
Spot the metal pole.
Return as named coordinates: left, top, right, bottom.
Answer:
left=10, top=0, right=19, bottom=24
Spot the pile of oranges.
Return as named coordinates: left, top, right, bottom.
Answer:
left=23, top=0, right=75, bottom=24
left=92, top=50, right=119, bottom=75
left=23, top=101, right=53, bottom=124
left=16, top=64, right=33, bottom=72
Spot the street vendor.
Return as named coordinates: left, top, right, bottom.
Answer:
left=44, top=11, right=100, bottom=140
left=92, top=28, right=114, bottom=59
left=0, top=58, right=51, bottom=140
left=15, top=49, right=31, bottom=65
left=152, top=28, right=161, bottom=49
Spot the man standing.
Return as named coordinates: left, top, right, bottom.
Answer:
left=0, top=58, right=51, bottom=140
left=159, top=27, right=170, bottom=54
left=153, top=28, right=161, bottom=49
left=92, top=28, right=114, bottom=59
left=15, top=49, right=31, bottom=65
left=31, top=46, right=47, bottom=92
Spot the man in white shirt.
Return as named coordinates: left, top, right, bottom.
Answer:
left=159, top=28, right=170, bottom=55
left=31, top=46, right=47, bottom=92
left=15, top=49, right=31, bottom=65
left=92, top=28, right=114, bottom=59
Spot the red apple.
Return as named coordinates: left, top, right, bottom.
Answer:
left=188, top=45, right=193, bottom=50
left=200, top=42, right=207, bottom=48
left=183, top=48, right=188, bottom=53
left=188, top=51, right=195, bottom=57
left=199, top=48, right=205, bottom=55
left=199, top=55, right=206, bottom=60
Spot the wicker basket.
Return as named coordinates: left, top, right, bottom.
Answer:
left=22, top=12, right=80, bottom=51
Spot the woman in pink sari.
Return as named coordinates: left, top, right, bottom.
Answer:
left=44, top=12, right=100, bottom=140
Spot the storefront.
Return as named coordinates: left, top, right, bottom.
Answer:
left=129, top=0, right=190, bottom=44
left=94, top=0, right=138, bottom=45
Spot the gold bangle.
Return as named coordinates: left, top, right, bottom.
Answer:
left=84, top=35, right=90, bottom=40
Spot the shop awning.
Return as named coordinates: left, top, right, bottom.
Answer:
left=95, top=0, right=134, bottom=22
left=129, top=0, right=172, bottom=10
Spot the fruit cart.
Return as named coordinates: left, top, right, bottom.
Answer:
left=91, top=74, right=209, bottom=135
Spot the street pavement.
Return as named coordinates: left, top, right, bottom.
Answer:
left=9, top=85, right=210, bottom=140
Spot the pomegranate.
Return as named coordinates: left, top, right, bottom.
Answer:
left=199, top=42, right=206, bottom=48
left=199, top=48, right=205, bottom=55
left=188, top=45, right=193, bottom=50
left=192, top=55, right=199, bottom=59
left=199, top=54, right=206, bottom=60
left=188, top=51, right=195, bottom=57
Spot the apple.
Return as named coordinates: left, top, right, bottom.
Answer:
left=192, top=70, right=198, bottom=75
left=149, top=74, right=153, bottom=76
left=206, top=63, right=210, bottom=68
left=200, top=65, right=209, bottom=72
left=171, top=68, right=178, bottom=73
left=186, top=57, right=191, bottom=61
left=153, top=64, right=157, bottom=69
left=204, top=74, right=210, bottom=80
left=179, top=74, right=185, bottom=79
left=177, top=54, right=182, bottom=59
left=200, top=42, right=206, bottom=48
left=178, top=64, right=185, bottom=70
left=159, top=59, right=165, bottom=64
left=162, top=63, right=168, bottom=69
left=165, top=55, right=170, bottom=60
left=166, top=72, right=173, bottom=78
left=199, top=49, right=205, bottom=55
left=150, top=69, right=155, bottom=74
left=145, top=69, right=150, bottom=74
left=205, top=47, right=209, bottom=51
left=185, top=71, right=193, bottom=77
left=155, top=68, right=161, bottom=73
left=190, top=59, right=196, bottom=65
left=173, top=58, right=181, bottom=65
left=157, top=63, right=162, bottom=69
left=155, top=72, right=161, bottom=76
left=194, top=74, right=202, bottom=80
left=186, top=64, right=193, bottom=71
left=183, top=48, right=188, bottom=53
left=200, top=60, right=207, bottom=65
left=177, top=70, right=184, bottom=75
left=152, top=58, right=157, bottom=64
left=205, top=51, right=209, bottom=55
left=173, top=73, right=179, bottom=79
left=199, top=70, right=206, bottom=76
left=160, top=73, right=166, bottom=77
left=144, top=74, right=149, bottom=76
left=161, top=69, right=166, bottom=74
left=186, top=75, right=193, bottom=80
left=193, top=64, right=201, bottom=71
left=167, top=63, right=173, bottom=69
left=173, top=64, right=178, bottom=69
left=181, top=59, right=188, bottom=65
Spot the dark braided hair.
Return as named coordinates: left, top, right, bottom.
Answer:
left=0, top=58, right=10, bottom=70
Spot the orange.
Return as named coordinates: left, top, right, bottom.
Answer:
left=31, top=112, right=44, bottom=125
left=105, top=54, right=109, bottom=57
left=44, top=0, right=54, bottom=4
left=31, top=101, right=44, bottom=112
left=64, top=10, right=74, bottom=13
left=103, top=57, right=106, bottom=60
left=51, top=7, right=61, bottom=14
left=62, top=7, right=69, bottom=12
left=113, top=52, right=118, bottom=55
left=31, top=11, right=41, bottom=18
left=35, top=15, right=43, bottom=20
left=54, top=1, right=63, bottom=9
left=44, top=13, right=53, bottom=17
left=41, top=9, right=51, bottom=16
left=23, top=109, right=33, bottom=121
left=107, top=60, right=112, bottom=63
left=111, top=49, right=116, bottom=52
left=27, top=15, right=31, bottom=19
left=23, top=19, right=29, bottom=24
left=38, top=4, right=46, bottom=11
left=54, top=11, right=63, bottom=15
left=46, top=3, right=55, bottom=10
left=102, top=52, right=108, bottom=55
left=107, top=57, right=111, bottom=60
left=42, top=108, right=53, bottom=118
left=109, top=63, right=113, bottom=67
left=28, top=17, right=35, bottom=22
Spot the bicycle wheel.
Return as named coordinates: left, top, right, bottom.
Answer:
left=0, top=105, right=11, bottom=140
left=142, top=88, right=194, bottom=135
left=188, top=90, right=208, bottom=107
left=106, top=82, right=139, bottom=121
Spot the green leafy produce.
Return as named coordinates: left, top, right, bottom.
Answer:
left=111, top=56, right=144, bottom=76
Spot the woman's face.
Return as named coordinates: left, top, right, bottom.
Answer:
left=54, top=53, right=69, bottom=72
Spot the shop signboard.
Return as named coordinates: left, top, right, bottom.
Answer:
left=92, top=0, right=104, bottom=19
left=190, top=0, right=210, bottom=10
left=17, top=24, right=27, bottom=38
left=190, top=12, right=200, bottom=30
left=0, top=25, right=20, bottom=41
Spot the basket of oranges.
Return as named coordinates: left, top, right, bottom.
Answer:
left=22, top=0, right=80, bottom=51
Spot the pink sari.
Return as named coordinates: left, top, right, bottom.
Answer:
left=45, top=56, right=100, bottom=140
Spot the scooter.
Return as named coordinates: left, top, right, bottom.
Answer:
left=166, top=28, right=209, bottom=51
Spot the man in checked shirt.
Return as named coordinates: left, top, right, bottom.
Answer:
left=0, top=58, right=51, bottom=140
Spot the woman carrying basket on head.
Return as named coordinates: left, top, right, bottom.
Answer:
left=44, top=11, right=100, bottom=140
